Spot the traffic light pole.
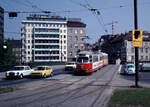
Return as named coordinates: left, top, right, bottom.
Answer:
left=134, top=0, right=139, bottom=87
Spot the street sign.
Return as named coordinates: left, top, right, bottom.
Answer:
left=132, top=29, right=143, bottom=47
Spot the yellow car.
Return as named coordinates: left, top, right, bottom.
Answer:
left=30, top=66, right=53, bottom=78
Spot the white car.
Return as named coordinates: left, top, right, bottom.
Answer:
left=65, top=62, right=77, bottom=70
left=5, top=66, right=33, bottom=79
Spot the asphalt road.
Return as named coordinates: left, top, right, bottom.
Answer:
left=0, top=64, right=149, bottom=107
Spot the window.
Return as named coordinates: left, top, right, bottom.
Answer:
left=145, top=42, right=148, bottom=46
left=70, top=29, right=73, bottom=33
left=146, top=56, right=148, bottom=60
left=145, top=48, right=148, bottom=53
left=64, top=35, right=66, bottom=38
left=75, top=36, right=78, bottom=41
left=28, top=40, right=30, bottom=43
left=75, top=44, right=78, bottom=48
left=28, top=45, right=30, bottom=49
left=64, top=56, right=66, bottom=59
left=64, top=30, right=66, bottom=33
left=64, top=40, right=66, bottom=44
left=141, top=56, right=143, bottom=60
left=131, top=56, right=134, bottom=60
left=28, top=57, right=30, bottom=61
left=28, top=51, right=30, bottom=54
left=131, top=48, right=134, bottom=53
left=141, top=48, right=143, bottom=53
left=80, top=30, right=83, bottom=34
left=75, top=30, right=77, bottom=34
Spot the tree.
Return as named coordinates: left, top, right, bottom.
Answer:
left=0, top=39, right=16, bottom=65
left=0, top=38, right=4, bottom=65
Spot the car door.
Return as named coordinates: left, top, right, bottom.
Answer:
left=25, top=67, right=31, bottom=76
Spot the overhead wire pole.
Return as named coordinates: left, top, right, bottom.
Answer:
left=134, top=0, right=139, bottom=87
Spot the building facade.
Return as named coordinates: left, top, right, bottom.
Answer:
left=10, top=40, right=22, bottom=64
left=67, top=18, right=86, bottom=61
left=21, top=15, right=67, bottom=63
left=0, top=6, right=4, bottom=39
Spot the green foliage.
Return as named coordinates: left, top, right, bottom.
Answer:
left=0, top=38, right=16, bottom=65
left=0, top=38, right=4, bottom=64
left=108, top=88, right=150, bottom=107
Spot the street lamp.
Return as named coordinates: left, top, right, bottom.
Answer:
left=3, top=45, right=7, bottom=49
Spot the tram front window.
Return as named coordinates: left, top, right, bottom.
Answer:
left=77, top=57, right=89, bottom=63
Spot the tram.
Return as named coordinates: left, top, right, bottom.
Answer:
left=76, top=51, right=108, bottom=74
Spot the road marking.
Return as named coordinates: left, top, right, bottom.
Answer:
left=118, top=65, right=122, bottom=74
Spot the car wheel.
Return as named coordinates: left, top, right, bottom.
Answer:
left=20, top=74, right=23, bottom=79
left=43, top=74, right=46, bottom=78
left=50, top=72, right=53, bottom=77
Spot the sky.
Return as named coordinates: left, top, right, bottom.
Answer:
left=0, top=0, right=150, bottom=44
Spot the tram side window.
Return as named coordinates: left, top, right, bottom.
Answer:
left=100, top=56, right=103, bottom=61
left=93, top=56, right=98, bottom=62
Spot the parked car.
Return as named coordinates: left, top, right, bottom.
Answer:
left=141, top=62, right=150, bottom=71
left=123, top=63, right=135, bottom=75
left=65, top=62, right=77, bottom=70
left=30, top=66, right=53, bottom=78
left=5, top=66, right=33, bottom=79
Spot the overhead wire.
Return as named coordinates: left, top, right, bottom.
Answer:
left=13, top=0, right=31, bottom=8
left=81, top=0, right=108, bottom=34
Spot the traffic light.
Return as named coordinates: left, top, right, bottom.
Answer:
left=132, top=29, right=143, bottom=47
left=134, top=30, right=140, bottom=39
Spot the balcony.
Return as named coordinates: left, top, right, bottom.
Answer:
left=34, top=32, right=59, bottom=35
left=35, top=43, right=59, bottom=45
left=34, top=54, right=59, bottom=57
left=34, top=37, right=59, bottom=40
left=34, top=59, right=60, bottom=62
left=34, top=48, right=59, bottom=51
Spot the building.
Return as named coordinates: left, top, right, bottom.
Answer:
left=0, top=6, right=4, bottom=39
left=121, top=31, right=150, bottom=63
left=21, top=14, right=67, bottom=63
left=67, top=18, right=86, bottom=61
left=10, top=40, right=22, bottom=64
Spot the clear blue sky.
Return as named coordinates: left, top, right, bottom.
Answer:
left=0, top=0, right=150, bottom=43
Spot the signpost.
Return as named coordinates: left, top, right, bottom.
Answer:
left=133, top=0, right=140, bottom=87
left=132, top=30, right=143, bottom=47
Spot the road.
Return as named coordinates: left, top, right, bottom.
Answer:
left=0, top=64, right=149, bottom=107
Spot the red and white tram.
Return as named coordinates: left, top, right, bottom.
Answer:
left=76, top=51, right=108, bottom=74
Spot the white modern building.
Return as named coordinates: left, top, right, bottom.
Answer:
left=21, top=14, right=67, bottom=63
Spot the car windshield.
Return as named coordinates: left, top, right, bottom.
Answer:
left=67, top=62, right=75, bottom=65
left=143, top=62, right=150, bottom=65
left=77, top=57, right=88, bottom=63
left=11, top=67, right=24, bottom=70
left=35, top=67, right=45, bottom=70
left=127, top=65, right=134, bottom=68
